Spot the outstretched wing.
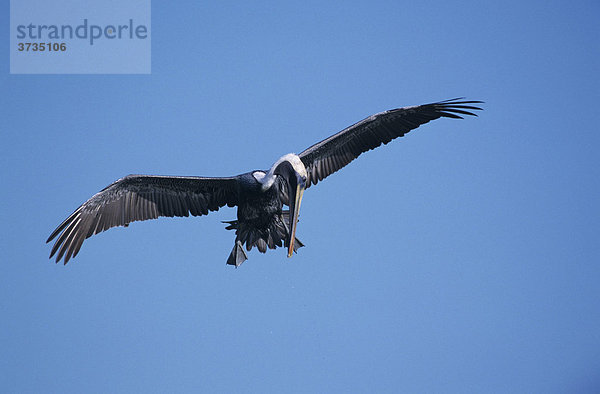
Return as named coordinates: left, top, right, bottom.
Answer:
left=47, top=175, right=240, bottom=264
left=299, top=98, right=482, bottom=188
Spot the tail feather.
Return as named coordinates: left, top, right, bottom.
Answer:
left=267, top=232, right=275, bottom=249
left=257, top=238, right=267, bottom=253
left=223, top=220, right=237, bottom=231
left=222, top=210, right=304, bottom=265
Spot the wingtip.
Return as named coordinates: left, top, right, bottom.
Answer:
left=46, top=231, right=57, bottom=244
left=436, top=97, right=485, bottom=107
left=435, top=98, right=484, bottom=118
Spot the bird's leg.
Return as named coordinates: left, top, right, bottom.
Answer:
left=226, top=240, right=248, bottom=267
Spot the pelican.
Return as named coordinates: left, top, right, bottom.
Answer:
left=47, top=98, right=482, bottom=266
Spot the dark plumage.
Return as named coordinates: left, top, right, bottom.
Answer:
left=299, top=98, right=482, bottom=187
left=47, top=98, right=482, bottom=266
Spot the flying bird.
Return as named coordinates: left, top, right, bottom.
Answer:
left=47, top=98, right=482, bottom=266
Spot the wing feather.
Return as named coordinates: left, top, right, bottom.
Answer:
left=299, top=98, right=482, bottom=187
left=47, top=174, right=240, bottom=264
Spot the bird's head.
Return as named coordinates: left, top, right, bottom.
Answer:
left=272, top=154, right=307, bottom=257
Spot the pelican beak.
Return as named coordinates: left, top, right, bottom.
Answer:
left=287, top=174, right=305, bottom=257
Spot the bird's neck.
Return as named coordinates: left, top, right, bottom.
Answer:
left=252, top=170, right=274, bottom=191
left=253, top=153, right=306, bottom=192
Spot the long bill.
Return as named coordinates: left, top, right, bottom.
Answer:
left=287, top=178, right=305, bottom=258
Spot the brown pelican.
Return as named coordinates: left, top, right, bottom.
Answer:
left=47, top=98, right=482, bottom=266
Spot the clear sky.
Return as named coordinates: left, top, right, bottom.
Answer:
left=2, top=1, right=599, bottom=392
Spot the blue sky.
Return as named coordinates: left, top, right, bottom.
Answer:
left=2, top=1, right=599, bottom=392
